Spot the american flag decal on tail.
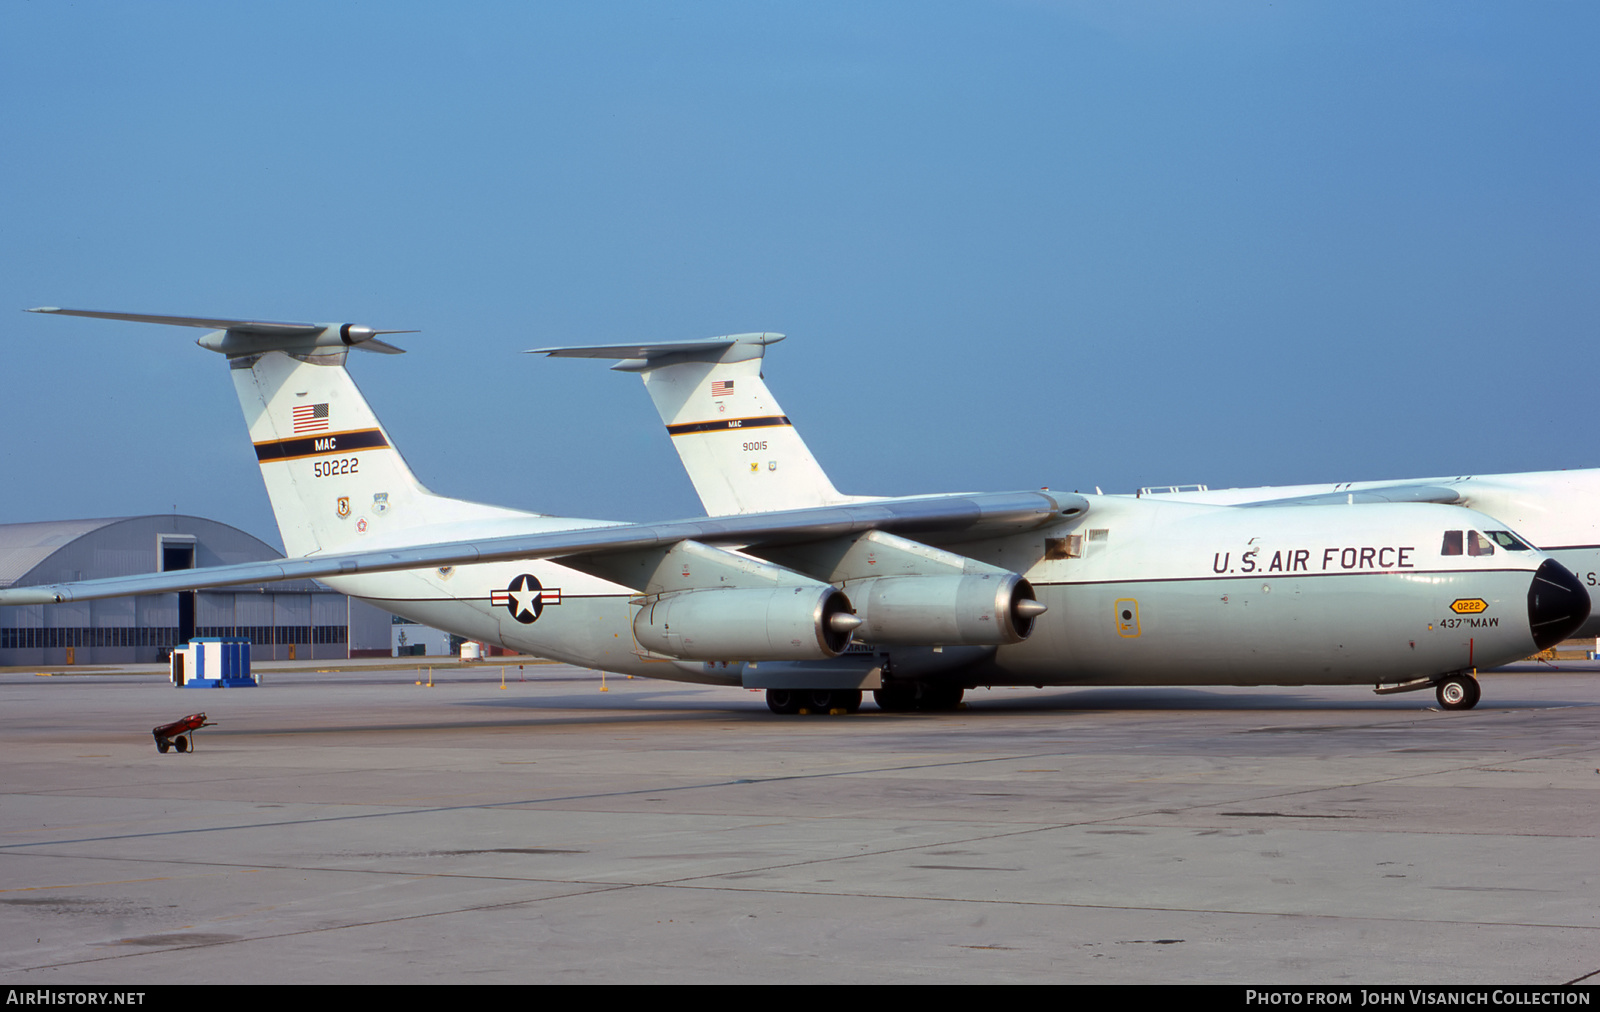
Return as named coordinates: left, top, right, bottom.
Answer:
left=292, top=403, right=330, bottom=433
left=711, top=380, right=734, bottom=397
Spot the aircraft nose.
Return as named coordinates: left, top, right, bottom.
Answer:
left=1527, top=559, right=1590, bottom=650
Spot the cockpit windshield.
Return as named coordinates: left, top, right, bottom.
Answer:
left=1442, top=529, right=1534, bottom=556
left=1483, top=530, right=1532, bottom=551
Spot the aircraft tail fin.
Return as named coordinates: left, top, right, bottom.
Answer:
left=532, top=334, right=865, bottom=516
left=29, top=308, right=530, bottom=557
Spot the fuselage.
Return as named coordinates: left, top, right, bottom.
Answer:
left=1139, top=470, right=1600, bottom=638
left=323, top=492, right=1574, bottom=690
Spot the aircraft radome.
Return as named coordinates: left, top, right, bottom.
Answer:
left=5, top=308, right=1589, bottom=715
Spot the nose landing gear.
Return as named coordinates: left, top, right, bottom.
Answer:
left=1435, top=674, right=1481, bottom=711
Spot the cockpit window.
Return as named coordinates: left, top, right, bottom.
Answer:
left=1441, top=530, right=1463, bottom=556
left=1483, top=530, right=1532, bottom=551
left=1467, top=531, right=1495, bottom=556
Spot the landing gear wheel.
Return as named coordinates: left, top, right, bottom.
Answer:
left=156, top=740, right=170, bottom=754
left=795, top=689, right=862, bottom=714
left=874, top=683, right=964, bottom=712
left=174, top=736, right=189, bottom=753
left=1435, top=675, right=1481, bottom=711
left=765, top=689, right=802, bottom=715
left=917, top=684, right=965, bottom=712
left=873, top=685, right=917, bottom=712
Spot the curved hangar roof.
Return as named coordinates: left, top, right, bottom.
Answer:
left=0, top=515, right=314, bottom=592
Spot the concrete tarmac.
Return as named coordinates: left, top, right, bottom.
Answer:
left=2, top=660, right=1597, bottom=985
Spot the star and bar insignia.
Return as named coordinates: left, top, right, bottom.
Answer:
left=490, top=574, right=563, bottom=624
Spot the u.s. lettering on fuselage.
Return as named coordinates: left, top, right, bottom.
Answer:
left=1211, top=546, right=1417, bottom=575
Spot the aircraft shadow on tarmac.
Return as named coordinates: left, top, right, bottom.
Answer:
left=457, top=684, right=1586, bottom=715
left=200, top=683, right=1588, bottom=740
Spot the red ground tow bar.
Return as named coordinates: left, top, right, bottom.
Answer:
left=152, top=712, right=214, bottom=753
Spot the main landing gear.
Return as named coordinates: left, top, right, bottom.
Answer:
left=871, top=683, right=964, bottom=713
left=765, top=688, right=862, bottom=715
left=764, top=683, right=969, bottom=715
left=1435, top=674, right=1481, bottom=711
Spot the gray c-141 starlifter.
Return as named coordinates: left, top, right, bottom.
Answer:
left=7, top=308, right=1589, bottom=714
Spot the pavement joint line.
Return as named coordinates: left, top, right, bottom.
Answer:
left=7, top=771, right=1596, bottom=968
left=650, top=881, right=1600, bottom=931
left=5, top=732, right=1596, bottom=853
left=6, top=665, right=1597, bottom=981
left=14, top=871, right=1600, bottom=977
left=8, top=879, right=641, bottom=975
left=0, top=750, right=1115, bottom=851
left=9, top=757, right=1593, bottom=902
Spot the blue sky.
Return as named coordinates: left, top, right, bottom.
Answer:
left=2, top=2, right=1595, bottom=550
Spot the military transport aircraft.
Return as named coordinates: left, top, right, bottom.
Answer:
left=4, top=308, right=1588, bottom=715
left=547, top=331, right=1600, bottom=643
left=530, top=334, right=1600, bottom=612
left=537, top=331, right=1600, bottom=655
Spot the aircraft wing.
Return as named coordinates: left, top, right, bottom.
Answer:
left=1234, top=484, right=1462, bottom=508
left=0, top=490, right=1085, bottom=606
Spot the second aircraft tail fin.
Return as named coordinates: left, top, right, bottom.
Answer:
left=532, top=334, right=866, bottom=517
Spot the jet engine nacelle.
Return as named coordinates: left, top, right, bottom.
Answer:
left=633, top=585, right=858, bottom=661
left=851, top=573, right=1043, bottom=646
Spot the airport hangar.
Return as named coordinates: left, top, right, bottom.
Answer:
left=0, top=514, right=392, bottom=666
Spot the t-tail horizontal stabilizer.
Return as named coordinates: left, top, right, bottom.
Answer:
left=26, top=307, right=415, bottom=355
left=531, top=333, right=786, bottom=370
left=530, top=334, right=871, bottom=517
left=26, top=306, right=527, bottom=560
